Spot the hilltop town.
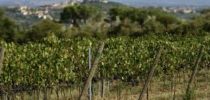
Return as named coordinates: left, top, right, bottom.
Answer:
left=161, top=6, right=197, bottom=14
left=17, top=0, right=108, bottom=20
left=16, top=0, right=200, bottom=21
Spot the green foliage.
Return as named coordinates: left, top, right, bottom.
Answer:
left=81, top=1, right=126, bottom=11
left=109, top=7, right=178, bottom=25
left=170, top=21, right=199, bottom=35
left=187, top=12, right=210, bottom=34
left=109, top=6, right=131, bottom=21
left=1, top=35, right=210, bottom=89
left=184, top=88, right=196, bottom=100
left=200, top=8, right=210, bottom=14
left=143, top=17, right=165, bottom=34
left=0, top=8, right=4, bottom=18
left=60, top=4, right=100, bottom=26
left=27, top=19, right=63, bottom=41
left=203, top=20, right=210, bottom=32
left=0, top=9, right=22, bottom=42
left=63, top=20, right=109, bottom=39
left=156, top=13, right=180, bottom=29
left=2, top=6, right=210, bottom=42
left=108, top=7, right=182, bottom=36
left=110, top=18, right=142, bottom=36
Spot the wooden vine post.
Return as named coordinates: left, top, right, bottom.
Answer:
left=0, top=47, right=4, bottom=74
left=185, top=46, right=204, bottom=98
left=0, top=47, right=5, bottom=100
left=138, top=47, right=163, bottom=100
left=101, top=78, right=105, bottom=98
left=78, top=42, right=105, bottom=100
left=88, top=47, right=92, bottom=100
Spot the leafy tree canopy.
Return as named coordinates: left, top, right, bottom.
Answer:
left=27, top=19, right=63, bottom=41
left=60, top=4, right=101, bottom=26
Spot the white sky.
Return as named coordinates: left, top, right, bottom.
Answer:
left=1, top=0, right=210, bottom=6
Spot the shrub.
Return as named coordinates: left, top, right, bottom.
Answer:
left=26, top=19, right=63, bottom=41
left=60, top=4, right=101, bottom=26
left=0, top=8, right=22, bottom=42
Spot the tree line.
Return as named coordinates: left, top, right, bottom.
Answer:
left=1, top=4, right=210, bottom=43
